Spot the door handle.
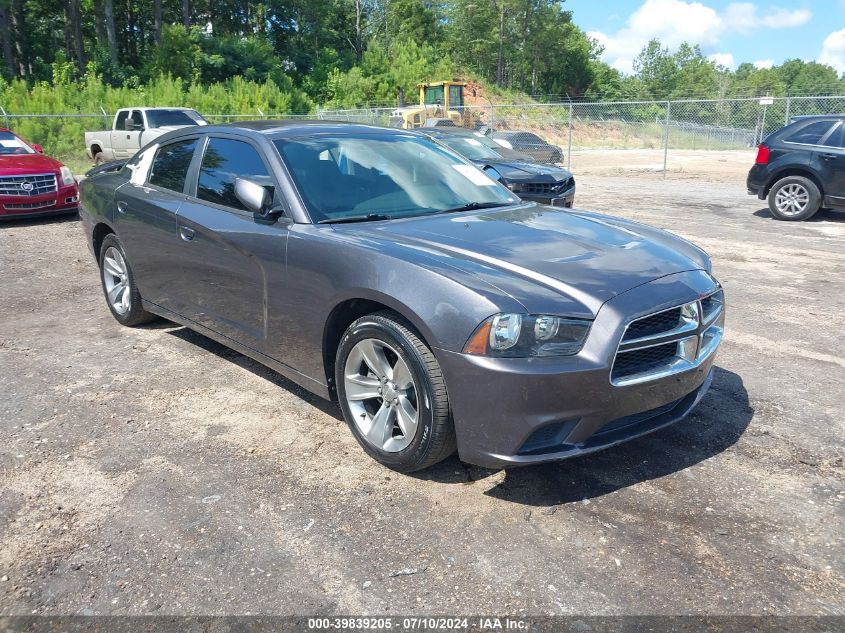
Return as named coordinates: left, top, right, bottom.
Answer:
left=179, top=226, right=195, bottom=242
left=126, top=134, right=131, bottom=140
left=820, top=153, right=838, bottom=161
left=116, top=201, right=127, bottom=214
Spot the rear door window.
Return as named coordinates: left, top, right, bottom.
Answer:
left=148, top=138, right=198, bottom=192
left=196, top=137, right=273, bottom=211
left=784, top=120, right=836, bottom=145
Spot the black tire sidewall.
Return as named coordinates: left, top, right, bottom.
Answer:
left=768, top=176, right=821, bottom=221
left=97, top=234, right=145, bottom=326
left=335, top=317, right=439, bottom=471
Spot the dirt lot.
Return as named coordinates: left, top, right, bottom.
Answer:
left=1, top=155, right=843, bottom=616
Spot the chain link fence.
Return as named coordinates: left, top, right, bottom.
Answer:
left=2, top=96, right=843, bottom=176
left=314, top=95, right=845, bottom=175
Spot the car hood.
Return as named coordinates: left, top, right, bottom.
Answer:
left=472, top=159, right=571, bottom=183
left=0, top=153, right=62, bottom=174
left=336, top=204, right=710, bottom=317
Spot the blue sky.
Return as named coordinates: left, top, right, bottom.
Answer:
left=565, top=0, right=845, bottom=74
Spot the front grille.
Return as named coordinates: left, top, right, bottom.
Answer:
left=0, top=173, right=58, bottom=196
left=522, top=178, right=572, bottom=195
left=700, top=289, right=723, bottom=322
left=612, top=343, right=678, bottom=381
left=611, top=288, right=724, bottom=386
left=623, top=307, right=682, bottom=341
left=4, top=199, right=56, bottom=210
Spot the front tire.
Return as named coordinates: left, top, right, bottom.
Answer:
left=335, top=312, right=456, bottom=472
left=98, top=234, right=157, bottom=326
left=768, top=175, right=821, bottom=221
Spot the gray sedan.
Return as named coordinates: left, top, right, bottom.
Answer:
left=79, top=121, right=724, bottom=472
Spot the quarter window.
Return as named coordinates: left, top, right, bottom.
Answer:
left=197, top=138, right=273, bottom=211
left=148, top=138, right=198, bottom=192
left=822, top=123, right=844, bottom=148
left=784, top=121, right=835, bottom=145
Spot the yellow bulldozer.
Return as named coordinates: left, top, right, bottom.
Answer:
left=389, top=81, right=467, bottom=129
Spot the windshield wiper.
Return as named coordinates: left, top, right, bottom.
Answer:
left=435, top=202, right=509, bottom=215
left=319, top=213, right=393, bottom=224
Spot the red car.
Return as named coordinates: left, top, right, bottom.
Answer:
left=0, top=128, right=79, bottom=220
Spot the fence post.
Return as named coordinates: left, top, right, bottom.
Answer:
left=567, top=98, right=573, bottom=171
left=100, top=106, right=109, bottom=127
left=663, top=100, right=671, bottom=178
left=257, top=107, right=265, bottom=119
left=0, top=106, right=7, bottom=129
left=784, top=97, right=791, bottom=126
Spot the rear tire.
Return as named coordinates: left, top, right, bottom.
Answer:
left=335, top=311, right=456, bottom=472
left=98, top=234, right=158, bottom=326
left=768, top=175, right=821, bottom=221
left=93, top=152, right=105, bottom=165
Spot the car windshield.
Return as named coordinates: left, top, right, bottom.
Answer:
left=0, top=131, right=35, bottom=155
left=273, top=133, right=517, bottom=223
left=145, top=110, right=205, bottom=128
left=438, top=136, right=503, bottom=161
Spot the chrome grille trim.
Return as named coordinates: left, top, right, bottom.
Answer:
left=0, top=173, right=58, bottom=197
left=611, top=288, right=725, bottom=387
left=4, top=199, right=57, bottom=210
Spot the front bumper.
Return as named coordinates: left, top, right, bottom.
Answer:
left=0, top=184, right=80, bottom=219
left=436, top=270, right=722, bottom=468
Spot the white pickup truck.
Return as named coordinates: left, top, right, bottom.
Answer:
left=85, top=107, right=207, bottom=164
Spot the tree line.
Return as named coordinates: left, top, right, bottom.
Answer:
left=0, top=0, right=842, bottom=110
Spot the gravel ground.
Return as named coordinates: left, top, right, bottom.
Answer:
left=0, top=164, right=843, bottom=616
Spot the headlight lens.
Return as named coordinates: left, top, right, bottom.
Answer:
left=60, top=166, right=75, bottom=186
left=464, top=313, right=591, bottom=357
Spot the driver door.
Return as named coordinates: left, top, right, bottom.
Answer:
left=171, top=134, right=291, bottom=356
left=112, top=109, right=144, bottom=159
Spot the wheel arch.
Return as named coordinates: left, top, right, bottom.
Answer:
left=92, top=222, right=116, bottom=261
left=764, top=168, right=824, bottom=198
left=321, top=292, right=438, bottom=400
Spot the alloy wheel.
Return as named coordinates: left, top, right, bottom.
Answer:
left=774, top=183, right=809, bottom=216
left=343, top=338, right=419, bottom=453
left=102, top=246, right=131, bottom=315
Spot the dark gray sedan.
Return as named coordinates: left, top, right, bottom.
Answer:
left=79, top=121, right=724, bottom=472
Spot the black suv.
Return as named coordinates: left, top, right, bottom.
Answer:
left=747, top=115, right=845, bottom=220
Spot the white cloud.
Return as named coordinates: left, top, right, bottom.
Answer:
left=753, top=59, right=774, bottom=69
left=589, top=0, right=722, bottom=73
left=819, top=28, right=845, bottom=74
left=709, top=53, right=735, bottom=69
left=761, top=8, right=812, bottom=29
left=592, top=1, right=814, bottom=74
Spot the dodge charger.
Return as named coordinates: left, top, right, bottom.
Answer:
left=79, top=121, right=724, bottom=472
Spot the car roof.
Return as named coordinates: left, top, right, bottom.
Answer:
left=417, top=127, right=482, bottom=138
left=788, top=114, right=845, bottom=122
left=149, top=120, right=428, bottom=147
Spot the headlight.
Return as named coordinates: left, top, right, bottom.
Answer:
left=60, top=166, right=75, bottom=186
left=464, top=313, right=591, bottom=357
left=506, top=182, right=526, bottom=193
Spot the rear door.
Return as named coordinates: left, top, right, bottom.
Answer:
left=114, top=136, right=200, bottom=311
left=815, top=122, right=845, bottom=203
left=172, top=134, right=291, bottom=353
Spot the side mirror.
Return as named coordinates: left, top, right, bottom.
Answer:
left=32, top=144, right=43, bottom=153
left=234, top=178, right=279, bottom=217
left=125, top=120, right=141, bottom=131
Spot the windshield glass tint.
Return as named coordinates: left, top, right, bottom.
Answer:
left=274, top=134, right=515, bottom=222
left=440, top=137, right=502, bottom=161
left=146, top=110, right=202, bottom=128
left=0, top=131, right=34, bottom=154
